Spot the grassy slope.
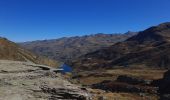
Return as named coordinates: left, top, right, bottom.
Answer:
left=0, top=37, right=60, bottom=67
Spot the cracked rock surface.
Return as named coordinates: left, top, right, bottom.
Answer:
left=0, top=60, right=91, bottom=100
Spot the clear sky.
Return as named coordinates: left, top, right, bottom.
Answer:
left=0, top=0, right=170, bottom=42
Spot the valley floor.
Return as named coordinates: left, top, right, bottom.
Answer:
left=71, top=68, right=167, bottom=100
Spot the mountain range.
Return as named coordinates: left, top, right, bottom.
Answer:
left=19, top=22, right=170, bottom=71
left=71, top=22, right=170, bottom=70
left=20, top=32, right=136, bottom=63
left=1, top=22, right=170, bottom=99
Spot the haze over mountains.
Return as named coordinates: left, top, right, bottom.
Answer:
left=72, top=22, right=170, bottom=70
left=20, top=32, right=136, bottom=63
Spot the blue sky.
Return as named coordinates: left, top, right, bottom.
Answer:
left=0, top=0, right=170, bottom=42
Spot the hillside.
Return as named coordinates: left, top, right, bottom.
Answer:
left=0, top=37, right=59, bottom=67
left=20, top=32, right=136, bottom=63
left=71, top=22, right=170, bottom=70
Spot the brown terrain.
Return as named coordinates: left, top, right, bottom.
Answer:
left=68, top=22, right=170, bottom=99
left=70, top=68, right=167, bottom=100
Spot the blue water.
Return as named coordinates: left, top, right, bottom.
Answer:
left=60, top=64, right=72, bottom=73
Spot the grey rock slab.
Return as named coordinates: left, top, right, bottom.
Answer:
left=0, top=60, right=91, bottom=100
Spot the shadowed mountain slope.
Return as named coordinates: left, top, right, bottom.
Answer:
left=71, top=22, right=170, bottom=70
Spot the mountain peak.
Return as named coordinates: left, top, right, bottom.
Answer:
left=159, top=22, right=170, bottom=27
left=127, top=22, right=170, bottom=43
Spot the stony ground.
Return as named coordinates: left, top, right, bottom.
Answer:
left=71, top=69, right=167, bottom=100
left=0, top=60, right=91, bottom=100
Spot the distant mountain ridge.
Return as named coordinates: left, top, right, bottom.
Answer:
left=20, top=32, right=136, bottom=63
left=71, top=22, right=170, bottom=70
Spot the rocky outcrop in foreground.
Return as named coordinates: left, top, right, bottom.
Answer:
left=0, top=60, right=91, bottom=100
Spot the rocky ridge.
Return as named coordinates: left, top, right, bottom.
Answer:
left=0, top=60, right=91, bottom=100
